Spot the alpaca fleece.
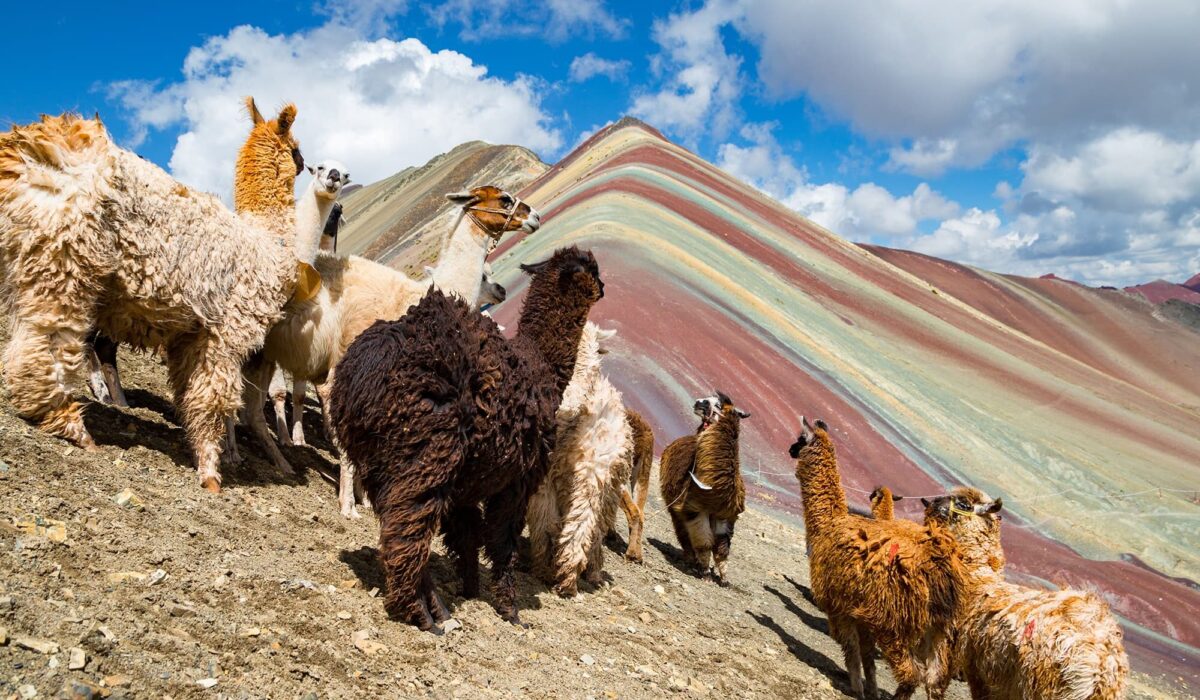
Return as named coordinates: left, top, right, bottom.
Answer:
left=659, top=405, right=746, bottom=583
left=925, top=488, right=1129, bottom=700
left=791, top=420, right=964, bottom=700
left=330, top=246, right=602, bottom=631
left=869, top=486, right=899, bottom=520
left=618, top=409, right=655, bottom=563
left=527, top=323, right=632, bottom=596
left=0, top=111, right=303, bottom=491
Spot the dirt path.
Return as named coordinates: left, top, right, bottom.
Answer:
left=0, top=343, right=1186, bottom=699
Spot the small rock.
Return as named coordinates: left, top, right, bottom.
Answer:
left=167, top=603, right=195, bottom=618
left=635, top=665, right=657, bottom=677
left=336, top=611, right=352, bottom=620
left=14, top=635, right=60, bottom=654
left=112, top=489, right=145, bottom=511
left=103, top=675, right=130, bottom=687
left=639, top=612, right=653, bottom=624
left=580, top=654, right=595, bottom=666
left=213, top=573, right=229, bottom=589
left=106, top=571, right=147, bottom=585
left=0, top=626, right=7, bottom=644
left=196, top=678, right=218, bottom=689
left=63, top=680, right=105, bottom=700
left=688, top=677, right=709, bottom=696
left=18, top=684, right=36, bottom=699
left=240, top=627, right=261, bottom=637
left=68, top=647, right=86, bottom=670
left=351, top=629, right=386, bottom=656
left=367, top=587, right=380, bottom=598
left=337, top=579, right=359, bottom=590
left=653, top=585, right=666, bottom=595
left=669, top=677, right=688, bottom=692
left=442, top=619, right=462, bottom=633
left=146, top=569, right=168, bottom=586
left=13, top=515, right=67, bottom=543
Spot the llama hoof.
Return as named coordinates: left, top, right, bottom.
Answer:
left=553, top=583, right=579, bottom=599
left=341, top=504, right=362, bottom=519
left=277, top=434, right=294, bottom=448
left=291, top=425, right=307, bottom=447
left=200, top=477, right=221, bottom=494
left=624, top=551, right=643, bottom=564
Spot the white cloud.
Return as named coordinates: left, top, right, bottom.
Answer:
left=426, top=0, right=627, bottom=43
left=569, top=53, right=631, bottom=83
left=107, top=22, right=561, bottom=201
left=630, top=0, right=744, bottom=141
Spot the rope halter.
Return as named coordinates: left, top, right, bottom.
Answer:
left=462, top=190, right=526, bottom=239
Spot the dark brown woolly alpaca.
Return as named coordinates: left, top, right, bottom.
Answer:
left=790, top=417, right=965, bottom=700
left=618, top=409, right=655, bottom=562
left=329, top=246, right=604, bottom=632
left=659, top=391, right=749, bottom=584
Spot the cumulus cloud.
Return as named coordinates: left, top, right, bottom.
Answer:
left=426, top=0, right=627, bottom=43
left=630, top=0, right=744, bottom=142
left=569, top=53, right=631, bottom=83
left=107, top=22, right=561, bottom=201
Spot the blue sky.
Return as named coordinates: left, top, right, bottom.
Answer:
left=5, top=0, right=1199, bottom=286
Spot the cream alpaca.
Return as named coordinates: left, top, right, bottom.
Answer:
left=0, top=104, right=307, bottom=491
left=923, top=488, right=1129, bottom=700
left=242, top=186, right=540, bottom=516
left=527, top=323, right=633, bottom=596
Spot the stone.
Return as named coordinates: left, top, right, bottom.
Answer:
left=240, top=627, right=261, bottom=637
left=102, top=675, right=130, bottom=687
left=442, top=619, right=462, bottom=633
left=336, top=611, right=352, bottom=620
left=0, top=626, right=7, bottom=644
left=146, top=569, right=167, bottom=586
left=18, top=684, right=36, bottom=699
left=106, top=572, right=147, bottom=585
left=352, top=629, right=386, bottom=656
left=112, top=489, right=145, bottom=511
left=653, top=585, right=666, bottom=595
left=580, top=654, right=595, bottom=666
left=196, top=678, right=218, bottom=689
left=13, top=516, right=67, bottom=543
left=68, top=647, right=86, bottom=670
left=14, top=635, right=60, bottom=654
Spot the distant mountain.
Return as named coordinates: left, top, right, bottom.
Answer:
left=337, top=140, right=548, bottom=276
left=1124, top=278, right=1200, bottom=305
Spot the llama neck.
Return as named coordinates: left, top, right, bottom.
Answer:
left=517, top=287, right=592, bottom=398
left=233, top=135, right=299, bottom=248
left=795, top=439, right=850, bottom=538
left=429, top=211, right=489, bottom=303
left=559, top=328, right=601, bottom=413
left=698, top=411, right=740, bottom=460
left=948, top=521, right=1006, bottom=575
left=294, top=183, right=336, bottom=265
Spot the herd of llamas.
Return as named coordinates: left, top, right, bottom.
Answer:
left=0, top=101, right=1130, bottom=699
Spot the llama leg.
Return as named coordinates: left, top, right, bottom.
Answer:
left=93, top=332, right=127, bottom=408
left=241, top=355, right=296, bottom=477
left=484, top=486, right=531, bottom=626
left=442, top=504, right=483, bottom=599
left=267, top=366, right=291, bottom=446
left=290, top=378, right=308, bottom=446
left=618, top=487, right=644, bottom=563
left=165, top=338, right=243, bottom=492
left=525, top=484, right=561, bottom=587
left=85, top=334, right=112, bottom=406
left=856, top=625, right=878, bottom=700
left=377, top=495, right=446, bottom=632
left=583, top=531, right=605, bottom=587
left=316, top=378, right=363, bottom=517
left=4, top=312, right=97, bottom=449
left=711, top=518, right=733, bottom=586
left=684, top=511, right=715, bottom=575
left=668, top=508, right=698, bottom=565
left=223, top=415, right=242, bottom=465
left=553, top=459, right=607, bottom=597
left=829, top=616, right=864, bottom=698
left=876, top=638, right=919, bottom=700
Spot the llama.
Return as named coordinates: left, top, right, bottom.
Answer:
left=658, top=391, right=749, bottom=585
left=0, top=102, right=308, bottom=491
left=330, top=246, right=604, bottom=632
left=243, top=185, right=539, bottom=517
left=923, top=488, right=1129, bottom=700
left=870, top=486, right=902, bottom=520
left=789, top=417, right=965, bottom=700
left=273, top=262, right=507, bottom=449
left=526, top=323, right=632, bottom=597
left=617, top=409, right=654, bottom=563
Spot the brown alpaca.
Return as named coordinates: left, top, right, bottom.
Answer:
left=923, top=488, right=1129, bottom=700
left=869, top=486, right=902, bottom=520
left=789, top=417, right=965, bottom=700
left=329, top=247, right=604, bottom=632
left=0, top=104, right=307, bottom=491
left=618, top=409, right=655, bottom=563
left=659, top=391, right=749, bottom=585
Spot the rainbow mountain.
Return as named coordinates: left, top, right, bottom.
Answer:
left=346, top=117, right=1200, bottom=685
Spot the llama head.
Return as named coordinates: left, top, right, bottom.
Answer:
left=595, top=326, right=617, bottom=355
left=870, top=486, right=903, bottom=506
left=307, top=159, right=350, bottom=198
left=518, top=246, right=604, bottom=303
left=788, top=416, right=829, bottom=459
left=478, top=262, right=507, bottom=309
left=693, top=390, right=750, bottom=430
left=245, top=97, right=303, bottom=176
left=921, top=487, right=1003, bottom=526
left=447, top=185, right=541, bottom=239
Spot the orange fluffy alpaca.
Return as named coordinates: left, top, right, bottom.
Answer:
left=0, top=102, right=310, bottom=492
left=923, top=488, right=1129, bottom=700
left=870, top=486, right=902, bottom=520
left=789, top=417, right=964, bottom=700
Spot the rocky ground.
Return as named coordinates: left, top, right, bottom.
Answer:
left=0, top=338, right=1187, bottom=699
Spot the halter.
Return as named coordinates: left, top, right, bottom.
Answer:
left=462, top=191, right=525, bottom=239
left=949, top=501, right=976, bottom=519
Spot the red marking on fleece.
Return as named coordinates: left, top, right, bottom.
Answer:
left=888, top=542, right=900, bottom=564
left=1024, top=619, right=1036, bottom=641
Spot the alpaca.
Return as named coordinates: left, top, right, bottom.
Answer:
left=617, top=409, right=654, bottom=563
left=870, top=486, right=902, bottom=520
left=0, top=102, right=307, bottom=491
left=923, top=488, right=1129, bottom=700
left=330, top=246, right=604, bottom=632
left=659, top=391, right=749, bottom=585
left=526, top=323, right=632, bottom=596
left=243, top=185, right=539, bottom=517
left=789, top=417, right=965, bottom=700
left=272, top=262, right=507, bottom=449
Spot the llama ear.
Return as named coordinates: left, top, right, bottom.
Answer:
left=735, top=408, right=750, bottom=419
left=892, top=493, right=903, bottom=501
left=446, top=191, right=477, bottom=205
left=814, top=419, right=828, bottom=431
left=519, top=258, right=553, bottom=276
left=985, top=498, right=1003, bottom=514
left=245, top=97, right=265, bottom=125
left=276, top=104, right=297, bottom=135
left=423, top=265, right=435, bottom=277
left=596, top=327, right=618, bottom=341
left=921, top=497, right=932, bottom=509
left=306, top=165, right=316, bottom=175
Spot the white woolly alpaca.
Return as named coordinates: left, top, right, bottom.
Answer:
left=242, top=186, right=540, bottom=516
left=0, top=104, right=309, bottom=492
left=527, top=323, right=633, bottom=596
